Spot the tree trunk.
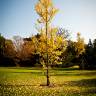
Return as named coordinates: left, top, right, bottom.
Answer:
left=46, top=9, right=50, bottom=86
left=46, top=66, right=50, bottom=86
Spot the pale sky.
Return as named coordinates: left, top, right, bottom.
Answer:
left=0, top=0, right=96, bottom=43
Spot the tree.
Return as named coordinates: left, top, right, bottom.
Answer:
left=57, top=28, right=70, bottom=39
left=19, top=37, right=40, bottom=67
left=93, top=39, right=96, bottom=68
left=35, top=0, right=58, bottom=86
left=4, top=39, right=16, bottom=66
left=0, top=34, right=6, bottom=66
left=84, top=39, right=93, bottom=69
left=75, top=32, right=85, bottom=56
left=0, top=34, right=5, bottom=57
left=0, top=34, right=16, bottom=66
left=13, top=36, right=24, bottom=67
left=75, top=32, right=85, bottom=69
left=36, top=27, right=67, bottom=66
left=85, top=39, right=96, bottom=69
left=61, top=40, right=76, bottom=67
left=93, top=39, right=96, bottom=58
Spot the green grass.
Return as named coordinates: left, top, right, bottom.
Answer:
left=0, top=67, right=96, bottom=96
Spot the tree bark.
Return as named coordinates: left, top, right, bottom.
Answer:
left=46, top=9, right=50, bottom=86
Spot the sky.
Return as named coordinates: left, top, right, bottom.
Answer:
left=0, top=0, right=96, bottom=43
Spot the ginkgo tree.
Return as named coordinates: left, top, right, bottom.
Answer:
left=36, top=27, right=67, bottom=66
left=35, top=0, right=66, bottom=86
left=75, top=32, right=85, bottom=69
left=75, top=32, right=85, bottom=56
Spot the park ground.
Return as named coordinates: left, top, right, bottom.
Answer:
left=0, top=67, right=96, bottom=96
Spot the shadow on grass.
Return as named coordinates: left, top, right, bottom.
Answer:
left=58, top=79, right=96, bottom=87
left=1, top=70, right=96, bottom=77
left=12, top=72, right=43, bottom=74
left=53, top=68, right=79, bottom=71
left=70, top=79, right=96, bottom=87
left=0, top=71, right=44, bottom=76
left=51, top=71, right=96, bottom=76
left=57, top=78, right=96, bottom=94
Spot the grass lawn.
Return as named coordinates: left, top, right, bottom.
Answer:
left=0, top=67, right=96, bottom=96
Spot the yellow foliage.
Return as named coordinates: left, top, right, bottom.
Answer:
left=35, top=0, right=58, bottom=23
left=35, top=0, right=67, bottom=67
left=75, top=32, right=85, bottom=57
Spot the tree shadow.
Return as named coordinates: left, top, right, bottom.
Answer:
left=58, top=79, right=96, bottom=87
left=57, top=78, right=96, bottom=94
left=53, top=68, right=79, bottom=71
left=70, top=79, right=96, bottom=87
left=51, top=71, right=96, bottom=76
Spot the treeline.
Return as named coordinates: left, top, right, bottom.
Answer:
left=61, top=38, right=96, bottom=69
left=0, top=31, right=96, bottom=69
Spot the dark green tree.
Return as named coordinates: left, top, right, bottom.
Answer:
left=93, top=39, right=96, bottom=68
left=0, top=34, right=5, bottom=56
left=61, top=40, right=76, bottom=67
left=84, top=39, right=94, bottom=69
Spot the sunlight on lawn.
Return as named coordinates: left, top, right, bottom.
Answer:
left=0, top=67, right=96, bottom=96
